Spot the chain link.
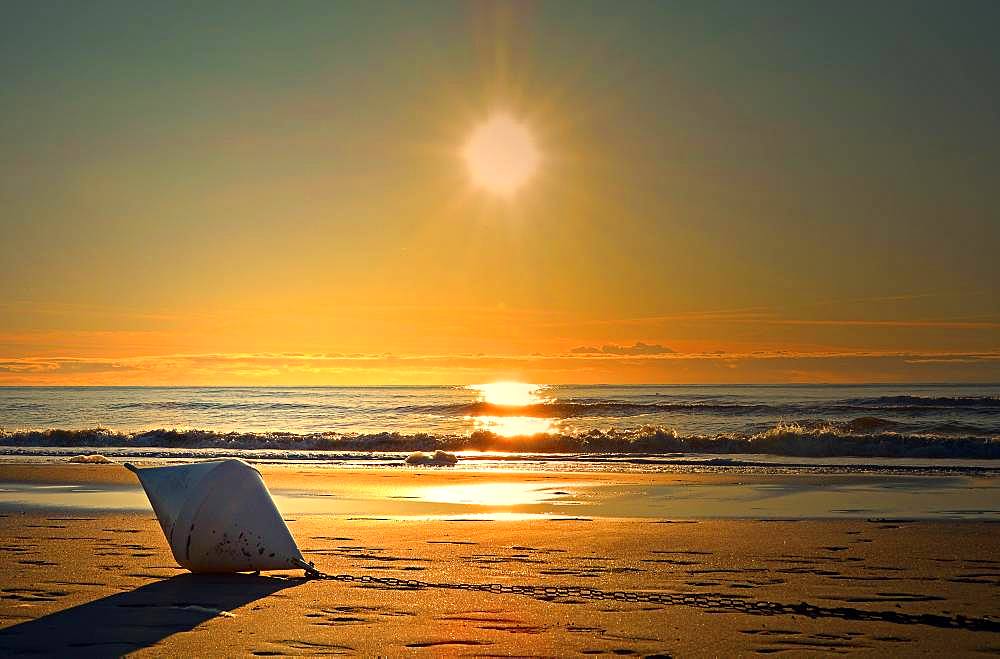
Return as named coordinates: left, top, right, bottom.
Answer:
left=301, top=569, right=999, bottom=633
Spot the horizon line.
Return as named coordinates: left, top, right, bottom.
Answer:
left=1, top=382, right=997, bottom=388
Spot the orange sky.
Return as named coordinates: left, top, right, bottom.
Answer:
left=1, top=298, right=997, bottom=384
left=2, top=3, right=998, bottom=385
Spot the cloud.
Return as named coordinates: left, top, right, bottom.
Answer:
left=904, top=355, right=1000, bottom=364
left=755, top=319, right=1000, bottom=329
left=570, top=342, right=675, bottom=356
left=0, top=350, right=998, bottom=385
left=543, top=309, right=1000, bottom=331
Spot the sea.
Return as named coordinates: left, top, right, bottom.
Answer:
left=0, top=384, right=997, bottom=473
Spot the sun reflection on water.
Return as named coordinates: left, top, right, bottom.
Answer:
left=466, top=382, right=557, bottom=436
left=470, top=415, right=556, bottom=437
left=467, top=382, right=549, bottom=406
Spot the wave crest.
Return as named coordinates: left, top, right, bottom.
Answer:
left=400, top=396, right=1000, bottom=419
left=2, top=422, right=996, bottom=459
left=844, top=395, right=1000, bottom=409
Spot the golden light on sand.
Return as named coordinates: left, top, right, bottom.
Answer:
left=469, top=381, right=546, bottom=407
left=462, top=113, right=540, bottom=197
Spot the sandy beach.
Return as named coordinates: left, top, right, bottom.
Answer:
left=0, top=462, right=998, bottom=656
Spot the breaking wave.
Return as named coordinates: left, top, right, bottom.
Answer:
left=2, top=422, right=997, bottom=459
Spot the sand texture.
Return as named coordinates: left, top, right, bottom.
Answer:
left=0, top=465, right=998, bottom=656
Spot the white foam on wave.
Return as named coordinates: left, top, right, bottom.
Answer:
left=1, top=423, right=996, bottom=460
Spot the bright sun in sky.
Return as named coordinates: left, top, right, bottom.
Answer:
left=462, top=113, right=540, bottom=197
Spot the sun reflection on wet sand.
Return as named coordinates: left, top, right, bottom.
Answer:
left=415, top=481, right=585, bottom=507
left=3, top=473, right=998, bottom=521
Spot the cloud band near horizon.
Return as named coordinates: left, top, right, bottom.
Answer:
left=1, top=349, right=998, bottom=386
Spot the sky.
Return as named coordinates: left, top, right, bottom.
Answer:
left=1, top=0, right=998, bottom=385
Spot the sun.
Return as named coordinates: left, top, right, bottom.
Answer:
left=462, top=112, right=540, bottom=197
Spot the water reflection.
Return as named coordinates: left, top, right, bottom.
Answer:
left=0, top=483, right=150, bottom=510
left=469, top=415, right=556, bottom=437
left=467, top=382, right=550, bottom=406
left=417, top=481, right=581, bottom=507
left=467, top=382, right=558, bottom=436
left=2, top=475, right=997, bottom=520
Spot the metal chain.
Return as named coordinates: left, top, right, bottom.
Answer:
left=303, top=570, right=999, bottom=633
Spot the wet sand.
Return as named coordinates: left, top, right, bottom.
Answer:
left=0, top=463, right=998, bottom=656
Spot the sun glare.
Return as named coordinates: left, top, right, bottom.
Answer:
left=469, top=381, right=546, bottom=407
left=466, top=382, right=555, bottom=436
left=415, top=482, right=580, bottom=508
left=462, top=113, right=540, bottom=197
left=471, top=415, right=556, bottom=437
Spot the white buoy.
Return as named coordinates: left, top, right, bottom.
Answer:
left=125, top=459, right=310, bottom=574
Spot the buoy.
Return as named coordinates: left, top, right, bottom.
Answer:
left=125, top=459, right=311, bottom=574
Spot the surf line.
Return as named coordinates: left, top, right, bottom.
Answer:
left=297, top=560, right=1000, bottom=633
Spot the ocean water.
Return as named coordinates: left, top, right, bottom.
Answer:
left=0, top=384, right=997, bottom=470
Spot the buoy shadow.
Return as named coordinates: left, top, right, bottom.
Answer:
left=0, top=573, right=299, bottom=656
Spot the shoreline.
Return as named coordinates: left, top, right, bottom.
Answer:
left=2, top=447, right=998, bottom=479
left=1, top=460, right=999, bottom=521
